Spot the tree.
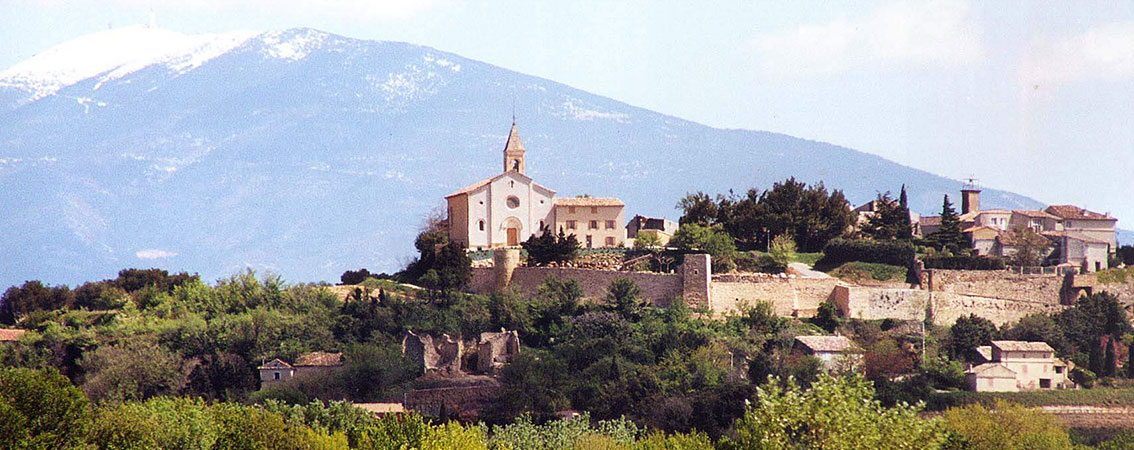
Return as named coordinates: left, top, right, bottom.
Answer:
left=340, top=269, right=372, bottom=285
left=927, top=195, right=966, bottom=253
left=941, top=400, right=1074, bottom=450
left=676, top=192, right=719, bottom=226
left=0, top=280, right=73, bottom=324
left=80, top=338, right=191, bottom=404
left=1005, top=228, right=1052, bottom=268
left=768, top=234, right=797, bottom=268
left=721, top=373, right=946, bottom=450
left=633, top=231, right=662, bottom=250
left=950, top=314, right=996, bottom=362
left=0, top=367, right=92, bottom=450
left=670, top=224, right=737, bottom=262
left=863, top=192, right=913, bottom=241
left=522, top=226, right=581, bottom=266
left=898, top=185, right=913, bottom=240
left=1118, top=245, right=1134, bottom=266
left=608, top=278, right=644, bottom=320
left=813, top=300, right=839, bottom=333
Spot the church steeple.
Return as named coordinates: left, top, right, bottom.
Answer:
left=503, top=121, right=525, bottom=175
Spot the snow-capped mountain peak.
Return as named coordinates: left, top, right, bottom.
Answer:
left=0, top=25, right=258, bottom=102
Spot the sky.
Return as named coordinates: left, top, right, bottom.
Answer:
left=2, top=0, right=1132, bottom=222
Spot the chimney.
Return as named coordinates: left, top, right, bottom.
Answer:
left=961, top=188, right=981, bottom=215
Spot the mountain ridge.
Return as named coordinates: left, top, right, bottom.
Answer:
left=0, top=27, right=1122, bottom=287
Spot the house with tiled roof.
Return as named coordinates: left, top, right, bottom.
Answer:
left=0, top=328, right=26, bottom=343
left=445, top=123, right=627, bottom=249
left=793, top=335, right=863, bottom=371
left=966, top=341, right=1074, bottom=392
left=258, top=351, right=344, bottom=389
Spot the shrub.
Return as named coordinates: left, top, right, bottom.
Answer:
left=1071, top=368, right=1096, bottom=389
left=941, top=400, right=1073, bottom=450
left=829, top=262, right=907, bottom=282
left=768, top=234, right=797, bottom=267
left=922, top=255, right=1006, bottom=270
left=736, top=253, right=785, bottom=274
left=0, top=367, right=92, bottom=450
left=815, top=238, right=915, bottom=271
left=523, top=228, right=581, bottom=266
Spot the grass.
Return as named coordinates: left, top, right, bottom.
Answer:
left=828, top=262, right=908, bottom=282
left=927, top=388, right=1134, bottom=411
left=1096, top=267, right=1134, bottom=285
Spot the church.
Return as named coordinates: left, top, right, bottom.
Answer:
left=445, top=123, right=626, bottom=250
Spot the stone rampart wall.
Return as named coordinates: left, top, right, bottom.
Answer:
left=711, top=277, right=843, bottom=317
left=929, top=269, right=1064, bottom=304
left=835, top=286, right=1067, bottom=326
left=469, top=267, right=683, bottom=306
left=404, top=385, right=502, bottom=418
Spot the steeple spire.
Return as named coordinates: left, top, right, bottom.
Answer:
left=503, top=122, right=525, bottom=174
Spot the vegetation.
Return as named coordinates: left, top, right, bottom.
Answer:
left=829, top=262, right=908, bottom=282
left=815, top=238, right=916, bottom=272
left=676, top=177, right=857, bottom=253
left=522, top=227, right=582, bottom=266
left=926, top=195, right=967, bottom=253
left=1117, top=245, right=1134, bottom=266
left=862, top=188, right=914, bottom=241
left=941, top=400, right=1076, bottom=450
left=1096, top=267, right=1134, bottom=285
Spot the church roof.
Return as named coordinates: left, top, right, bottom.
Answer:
left=554, top=197, right=624, bottom=207
left=504, top=122, right=524, bottom=153
left=444, top=171, right=554, bottom=198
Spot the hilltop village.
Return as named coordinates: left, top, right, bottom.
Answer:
left=3, top=123, right=1134, bottom=448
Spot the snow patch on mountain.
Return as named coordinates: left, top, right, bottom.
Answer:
left=260, top=29, right=329, bottom=61
left=558, top=98, right=631, bottom=123
left=0, top=26, right=256, bottom=103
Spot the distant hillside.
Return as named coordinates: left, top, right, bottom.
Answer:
left=0, top=27, right=1091, bottom=286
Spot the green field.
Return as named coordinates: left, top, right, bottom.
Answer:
left=928, top=388, right=1134, bottom=411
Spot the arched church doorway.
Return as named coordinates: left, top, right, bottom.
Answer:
left=501, top=217, right=523, bottom=246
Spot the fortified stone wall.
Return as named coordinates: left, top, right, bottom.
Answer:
left=834, top=286, right=1067, bottom=326
left=929, top=269, right=1065, bottom=304
left=469, top=266, right=684, bottom=306
left=404, top=385, right=502, bottom=419
left=711, top=275, right=843, bottom=317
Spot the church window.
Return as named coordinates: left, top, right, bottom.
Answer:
left=510, top=180, right=515, bottom=188
left=605, top=220, right=615, bottom=229
left=539, top=220, right=545, bottom=229
left=479, top=220, right=485, bottom=231
left=512, top=159, right=520, bottom=171
left=506, top=196, right=520, bottom=209
left=589, top=220, right=598, bottom=230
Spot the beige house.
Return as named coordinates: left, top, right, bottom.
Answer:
left=554, top=198, right=627, bottom=248
left=258, top=351, right=343, bottom=388
left=966, top=341, right=1073, bottom=392
left=445, top=123, right=627, bottom=249
left=793, top=335, right=863, bottom=371
left=0, top=328, right=26, bottom=343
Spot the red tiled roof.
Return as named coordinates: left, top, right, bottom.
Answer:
left=295, top=351, right=343, bottom=367
left=992, top=340, right=1054, bottom=352
left=1012, top=210, right=1060, bottom=220
left=0, top=328, right=26, bottom=342
left=1045, top=205, right=1116, bottom=221
left=554, top=197, right=624, bottom=207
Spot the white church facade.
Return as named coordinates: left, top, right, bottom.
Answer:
left=445, top=123, right=626, bottom=250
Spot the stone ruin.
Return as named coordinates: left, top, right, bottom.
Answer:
left=476, top=330, right=521, bottom=375
left=402, top=329, right=521, bottom=377
left=402, top=331, right=463, bottom=376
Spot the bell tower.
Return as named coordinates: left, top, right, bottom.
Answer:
left=503, top=122, right=525, bottom=175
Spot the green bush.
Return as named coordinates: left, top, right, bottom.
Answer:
left=922, top=255, right=1006, bottom=270
left=736, top=253, right=785, bottom=274
left=815, top=238, right=915, bottom=271
left=829, top=262, right=908, bottom=282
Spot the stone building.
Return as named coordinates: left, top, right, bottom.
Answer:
left=626, top=215, right=679, bottom=246
left=792, top=335, right=863, bottom=371
left=966, top=340, right=1074, bottom=392
left=445, top=123, right=626, bottom=249
left=402, top=331, right=463, bottom=376
left=257, top=351, right=344, bottom=388
left=476, top=330, right=521, bottom=375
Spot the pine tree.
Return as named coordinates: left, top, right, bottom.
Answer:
left=929, top=195, right=965, bottom=253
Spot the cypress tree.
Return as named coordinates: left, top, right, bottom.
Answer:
left=897, top=185, right=913, bottom=240
left=1104, top=338, right=1118, bottom=377
left=1127, top=340, right=1134, bottom=378
left=930, top=195, right=965, bottom=252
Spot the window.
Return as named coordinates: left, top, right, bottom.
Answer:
left=605, top=220, right=615, bottom=229
left=511, top=159, right=520, bottom=171
left=1055, top=366, right=1064, bottom=374
left=589, top=220, right=598, bottom=230
left=569, top=206, right=576, bottom=214
left=506, top=196, right=520, bottom=209
left=605, top=236, right=615, bottom=246
left=539, top=220, right=545, bottom=230
left=1040, top=379, right=1051, bottom=389
left=509, top=180, right=515, bottom=188
left=274, top=372, right=280, bottom=380
left=478, top=220, right=485, bottom=231
left=567, top=220, right=577, bottom=230
left=591, top=207, right=598, bottom=214
left=586, top=235, right=593, bottom=248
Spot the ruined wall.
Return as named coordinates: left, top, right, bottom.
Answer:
left=404, top=385, right=502, bottom=419
left=711, top=275, right=843, bottom=317
left=834, top=286, right=1066, bottom=326
left=470, top=266, right=683, bottom=306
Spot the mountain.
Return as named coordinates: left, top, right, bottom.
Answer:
left=0, top=27, right=1101, bottom=287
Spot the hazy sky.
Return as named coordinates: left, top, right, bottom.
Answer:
left=3, top=0, right=1132, bottom=221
